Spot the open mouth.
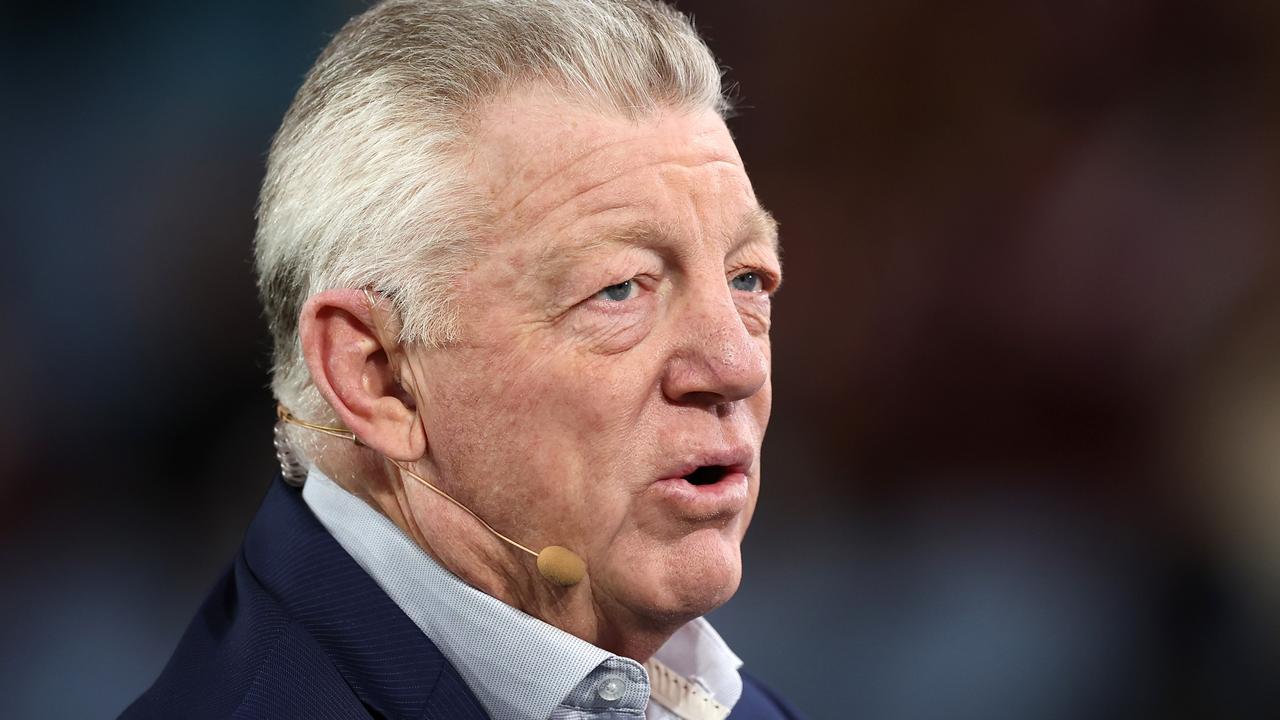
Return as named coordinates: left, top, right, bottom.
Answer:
left=653, top=458, right=751, bottom=515
left=684, top=465, right=731, bottom=486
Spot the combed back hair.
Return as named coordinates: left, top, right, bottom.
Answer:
left=254, top=0, right=729, bottom=427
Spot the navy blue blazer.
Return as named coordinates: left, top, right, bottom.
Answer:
left=123, top=477, right=806, bottom=719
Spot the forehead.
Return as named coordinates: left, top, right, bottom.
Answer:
left=463, top=87, right=756, bottom=237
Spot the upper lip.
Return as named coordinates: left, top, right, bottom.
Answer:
left=658, top=446, right=754, bottom=481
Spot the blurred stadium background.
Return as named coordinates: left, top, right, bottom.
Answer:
left=2, top=1, right=1278, bottom=717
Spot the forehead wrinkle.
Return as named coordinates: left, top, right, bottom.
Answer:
left=507, top=153, right=744, bottom=238
left=493, top=132, right=642, bottom=217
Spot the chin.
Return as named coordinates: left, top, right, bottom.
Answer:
left=609, top=529, right=744, bottom=623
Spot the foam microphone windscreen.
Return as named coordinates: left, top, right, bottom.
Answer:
left=537, top=545, right=586, bottom=586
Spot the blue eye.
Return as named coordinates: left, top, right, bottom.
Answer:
left=596, top=279, right=637, bottom=302
left=731, top=271, right=763, bottom=292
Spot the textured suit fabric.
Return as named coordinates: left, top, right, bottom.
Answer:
left=122, top=477, right=805, bottom=719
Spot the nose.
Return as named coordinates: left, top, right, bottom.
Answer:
left=661, top=280, right=769, bottom=409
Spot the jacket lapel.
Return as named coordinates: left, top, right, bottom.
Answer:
left=243, top=478, right=490, bottom=720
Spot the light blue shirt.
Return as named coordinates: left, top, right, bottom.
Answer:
left=302, top=468, right=743, bottom=720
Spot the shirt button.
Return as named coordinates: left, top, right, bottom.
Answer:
left=597, top=676, right=625, bottom=702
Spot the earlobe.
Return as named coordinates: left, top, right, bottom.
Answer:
left=298, top=288, right=428, bottom=461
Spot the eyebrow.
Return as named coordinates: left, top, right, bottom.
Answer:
left=539, top=204, right=781, bottom=274
left=736, top=205, right=780, bottom=255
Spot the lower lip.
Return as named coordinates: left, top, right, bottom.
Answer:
left=650, top=472, right=750, bottom=519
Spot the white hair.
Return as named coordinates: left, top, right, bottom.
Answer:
left=254, top=0, right=729, bottom=430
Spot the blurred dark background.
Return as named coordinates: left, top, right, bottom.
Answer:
left=3, top=1, right=1279, bottom=718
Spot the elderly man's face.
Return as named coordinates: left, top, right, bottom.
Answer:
left=408, top=88, right=779, bottom=622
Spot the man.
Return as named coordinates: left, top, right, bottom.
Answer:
left=124, top=1, right=802, bottom=717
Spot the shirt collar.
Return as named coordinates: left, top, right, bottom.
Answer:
left=301, top=467, right=742, bottom=720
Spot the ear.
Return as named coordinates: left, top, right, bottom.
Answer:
left=298, top=288, right=427, bottom=462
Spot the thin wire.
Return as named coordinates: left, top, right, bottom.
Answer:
left=276, top=404, right=539, bottom=559
left=389, top=459, right=539, bottom=558
left=276, top=404, right=362, bottom=444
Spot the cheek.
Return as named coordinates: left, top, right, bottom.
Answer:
left=430, top=351, right=560, bottom=452
left=745, top=341, right=773, bottom=428
left=418, top=339, right=657, bottom=507
left=754, top=377, right=773, bottom=426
